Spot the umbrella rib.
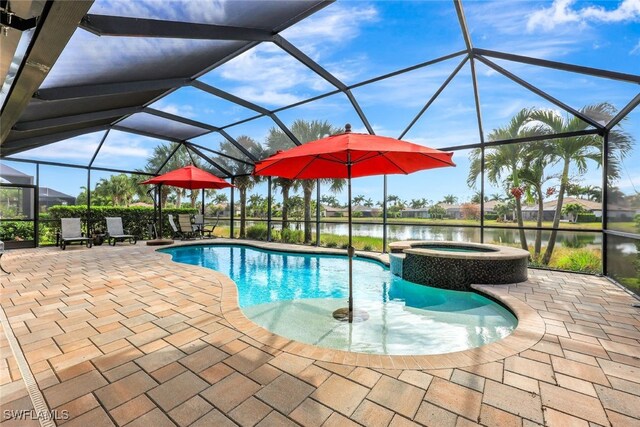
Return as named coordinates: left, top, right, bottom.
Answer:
left=292, top=154, right=327, bottom=179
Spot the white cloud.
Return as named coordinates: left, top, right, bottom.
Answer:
left=282, top=5, right=379, bottom=53
left=13, top=132, right=151, bottom=162
left=527, top=0, right=640, bottom=32
left=153, top=102, right=197, bottom=119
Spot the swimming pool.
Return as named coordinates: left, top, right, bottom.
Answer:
left=160, top=244, right=517, bottom=355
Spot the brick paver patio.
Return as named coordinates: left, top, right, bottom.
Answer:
left=1, top=240, right=639, bottom=426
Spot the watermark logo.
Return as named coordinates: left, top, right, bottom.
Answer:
left=3, top=409, right=69, bottom=421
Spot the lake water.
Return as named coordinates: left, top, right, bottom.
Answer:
left=238, top=221, right=602, bottom=248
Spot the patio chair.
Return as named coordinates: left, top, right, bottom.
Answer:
left=60, top=218, right=92, bottom=250
left=192, top=214, right=218, bottom=238
left=105, top=217, right=137, bottom=246
left=177, top=214, right=197, bottom=240
left=196, top=213, right=219, bottom=238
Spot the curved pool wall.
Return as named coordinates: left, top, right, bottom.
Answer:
left=159, top=243, right=518, bottom=355
left=389, top=241, right=530, bottom=291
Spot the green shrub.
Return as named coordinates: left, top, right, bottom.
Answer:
left=280, top=228, right=303, bottom=243
left=340, top=243, right=349, bottom=249
left=484, top=213, right=498, bottom=220
left=554, top=249, right=602, bottom=273
left=363, top=244, right=373, bottom=251
left=246, top=224, right=269, bottom=240
left=47, top=205, right=197, bottom=239
left=326, top=241, right=338, bottom=248
left=0, top=221, right=35, bottom=241
left=576, top=213, right=599, bottom=223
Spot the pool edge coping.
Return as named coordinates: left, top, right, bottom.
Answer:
left=160, top=239, right=546, bottom=369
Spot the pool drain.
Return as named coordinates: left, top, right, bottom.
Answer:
left=333, top=308, right=370, bottom=322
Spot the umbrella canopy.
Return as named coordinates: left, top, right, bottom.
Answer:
left=253, top=129, right=455, bottom=179
left=254, top=124, right=455, bottom=323
left=142, top=165, right=233, bottom=190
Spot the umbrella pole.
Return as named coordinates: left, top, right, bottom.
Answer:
left=158, top=184, right=163, bottom=238
left=347, top=155, right=354, bottom=323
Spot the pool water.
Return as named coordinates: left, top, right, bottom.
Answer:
left=161, top=245, right=517, bottom=355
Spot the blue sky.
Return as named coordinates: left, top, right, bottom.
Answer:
left=6, top=0, right=640, bottom=206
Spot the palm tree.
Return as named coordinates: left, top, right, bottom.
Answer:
left=519, top=142, right=555, bottom=258
left=94, top=174, right=135, bottom=206
left=387, top=194, right=402, bottom=206
left=321, top=195, right=339, bottom=207
left=267, top=119, right=345, bottom=243
left=441, top=194, right=458, bottom=204
left=529, top=102, right=632, bottom=264
left=353, top=195, right=366, bottom=205
left=144, top=143, right=190, bottom=207
left=217, top=136, right=265, bottom=238
left=265, top=127, right=298, bottom=230
left=468, top=108, right=539, bottom=250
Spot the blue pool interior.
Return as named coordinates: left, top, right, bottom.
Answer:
left=160, top=244, right=517, bottom=355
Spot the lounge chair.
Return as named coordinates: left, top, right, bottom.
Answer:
left=177, top=214, right=197, bottom=240
left=168, top=214, right=181, bottom=239
left=105, top=217, right=137, bottom=246
left=0, top=240, right=9, bottom=274
left=60, top=218, right=92, bottom=250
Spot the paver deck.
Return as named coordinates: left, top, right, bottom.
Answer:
left=1, top=240, right=639, bottom=426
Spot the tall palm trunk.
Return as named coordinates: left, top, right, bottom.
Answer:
left=190, top=189, right=199, bottom=208
left=239, top=188, right=247, bottom=238
left=514, top=197, right=528, bottom=250
left=534, top=186, right=544, bottom=258
left=542, top=159, right=570, bottom=264
left=303, top=181, right=314, bottom=243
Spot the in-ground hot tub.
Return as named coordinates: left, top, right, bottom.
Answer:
left=389, top=241, right=530, bottom=291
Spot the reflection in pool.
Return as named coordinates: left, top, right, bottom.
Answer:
left=161, top=245, right=517, bottom=355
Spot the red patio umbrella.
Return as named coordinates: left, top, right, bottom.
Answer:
left=142, top=165, right=233, bottom=241
left=254, top=124, right=455, bottom=323
left=141, top=165, right=233, bottom=190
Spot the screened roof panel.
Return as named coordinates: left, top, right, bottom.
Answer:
left=490, top=58, right=640, bottom=124
left=41, top=31, right=245, bottom=88
left=280, top=1, right=466, bottom=85
left=464, top=1, right=640, bottom=75
left=189, top=133, right=255, bottom=163
left=89, top=0, right=325, bottom=29
left=149, top=86, right=259, bottom=128
left=7, top=118, right=113, bottom=144
left=275, top=93, right=365, bottom=134
left=199, top=43, right=332, bottom=109
left=351, top=56, right=466, bottom=140
left=474, top=60, right=597, bottom=140
left=19, top=90, right=165, bottom=122
left=9, top=131, right=107, bottom=166
left=401, top=63, right=480, bottom=149
left=91, top=130, right=176, bottom=171
left=116, top=113, right=211, bottom=141
left=223, top=116, right=276, bottom=161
